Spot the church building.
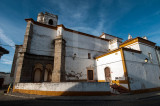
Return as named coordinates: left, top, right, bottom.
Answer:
left=11, top=12, right=160, bottom=95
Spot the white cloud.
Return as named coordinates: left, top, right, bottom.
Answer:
left=1, top=58, right=13, bottom=65
left=97, top=0, right=134, bottom=34
left=72, top=0, right=134, bottom=36
left=147, top=30, right=160, bottom=45
left=0, top=28, right=15, bottom=49
left=49, top=0, right=92, bottom=25
left=48, top=0, right=134, bottom=36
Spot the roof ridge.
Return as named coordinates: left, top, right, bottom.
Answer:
left=25, top=18, right=110, bottom=42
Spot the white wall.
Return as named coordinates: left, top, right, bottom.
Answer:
left=139, top=43, right=159, bottom=64
left=124, top=49, right=160, bottom=90
left=96, top=51, right=125, bottom=81
left=63, top=30, right=109, bottom=80
left=14, top=82, right=111, bottom=91
left=109, top=39, right=119, bottom=51
left=124, top=42, right=140, bottom=51
left=24, top=24, right=112, bottom=81
left=30, top=24, right=57, bottom=56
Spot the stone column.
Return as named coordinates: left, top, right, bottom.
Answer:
left=52, top=35, right=66, bottom=82
left=10, top=45, right=22, bottom=77
left=14, top=21, right=33, bottom=83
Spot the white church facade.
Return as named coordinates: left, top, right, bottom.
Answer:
left=11, top=12, right=160, bottom=95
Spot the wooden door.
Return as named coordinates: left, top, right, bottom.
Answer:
left=104, top=67, right=111, bottom=82
left=87, top=70, right=93, bottom=81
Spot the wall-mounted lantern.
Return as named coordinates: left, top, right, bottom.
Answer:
left=145, top=58, right=148, bottom=63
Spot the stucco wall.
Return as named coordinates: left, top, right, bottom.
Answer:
left=109, top=41, right=118, bottom=51
left=124, top=50, right=160, bottom=90
left=139, top=43, right=158, bottom=64
left=96, top=51, right=125, bottom=81
left=29, top=24, right=57, bottom=56
left=14, top=82, right=110, bottom=91
left=63, top=30, right=109, bottom=81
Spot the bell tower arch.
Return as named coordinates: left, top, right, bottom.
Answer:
left=37, top=12, right=58, bottom=27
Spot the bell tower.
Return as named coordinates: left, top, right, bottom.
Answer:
left=37, top=12, right=58, bottom=27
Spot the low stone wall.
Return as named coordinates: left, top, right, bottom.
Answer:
left=13, top=82, right=111, bottom=96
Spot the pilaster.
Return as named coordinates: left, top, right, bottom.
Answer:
left=52, top=35, right=66, bottom=82
left=14, top=21, right=33, bottom=83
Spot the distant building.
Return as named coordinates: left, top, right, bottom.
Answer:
left=0, top=46, right=9, bottom=59
left=11, top=12, right=160, bottom=96
left=0, top=72, right=11, bottom=88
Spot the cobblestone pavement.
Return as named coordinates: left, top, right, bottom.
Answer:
left=0, top=91, right=160, bottom=106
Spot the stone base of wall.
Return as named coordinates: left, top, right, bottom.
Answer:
left=13, top=82, right=111, bottom=96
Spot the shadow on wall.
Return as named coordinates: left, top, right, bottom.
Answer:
left=58, top=82, right=111, bottom=96
left=128, top=69, right=160, bottom=93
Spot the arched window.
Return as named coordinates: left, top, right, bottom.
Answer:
left=44, top=69, right=48, bottom=82
left=44, top=64, right=53, bottom=82
left=33, top=63, right=43, bottom=83
left=48, top=19, right=53, bottom=25
left=48, top=71, right=52, bottom=82
left=34, top=69, right=42, bottom=82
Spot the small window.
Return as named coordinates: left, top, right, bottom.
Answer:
left=87, top=70, right=93, bottom=80
left=48, top=19, right=53, bottom=25
left=88, top=53, right=91, bottom=59
left=148, top=53, right=153, bottom=63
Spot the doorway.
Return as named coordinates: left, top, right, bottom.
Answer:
left=104, top=67, right=111, bottom=82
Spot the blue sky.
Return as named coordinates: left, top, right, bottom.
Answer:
left=0, top=0, right=160, bottom=73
